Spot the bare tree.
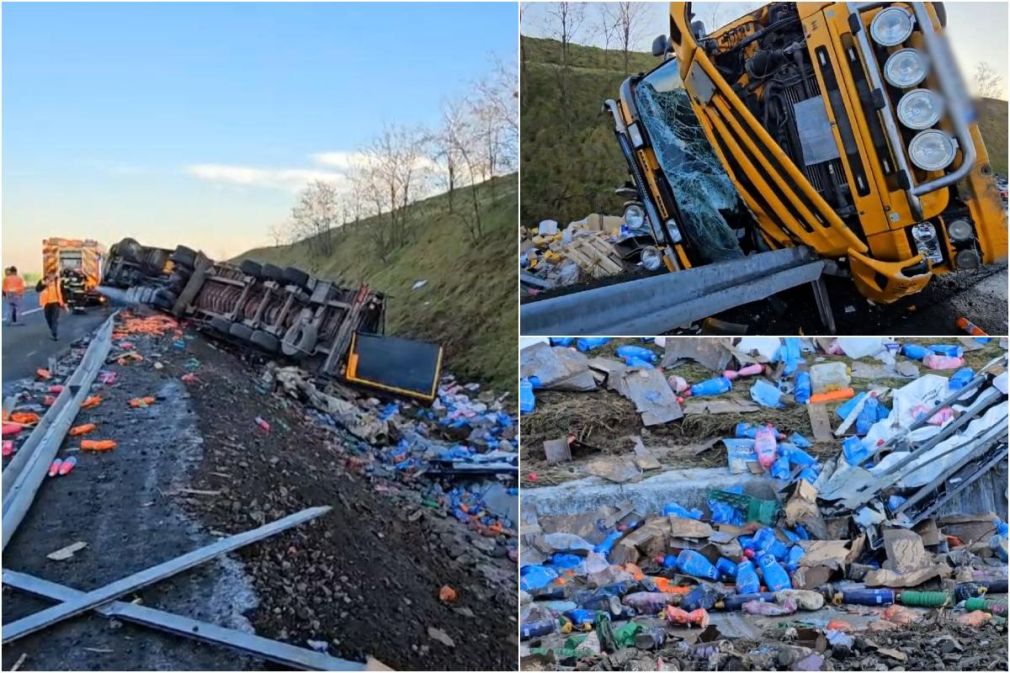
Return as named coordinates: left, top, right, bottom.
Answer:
left=544, top=2, right=587, bottom=107
left=434, top=102, right=467, bottom=213
left=614, top=2, right=647, bottom=74
left=290, top=180, right=341, bottom=258
left=267, top=221, right=287, bottom=247
left=594, top=3, right=620, bottom=61
left=363, top=124, right=431, bottom=255
left=973, top=61, right=1005, bottom=99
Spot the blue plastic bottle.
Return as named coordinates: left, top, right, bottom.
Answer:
left=754, top=528, right=790, bottom=561
left=519, top=379, right=536, bottom=414
left=929, top=344, right=963, bottom=357
left=735, top=422, right=757, bottom=438
left=784, top=444, right=816, bottom=467
left=902, top=343, right=929, bottom=360
left=624, top=356, right=654, bottom=369
left=576, top=337, right=610, bottom=352
left=757, top=553, right=792, bottom=591
left=593, top=530, right=624, bottom=559
left=794, top=371, right=811, bottom=404
left=842, top=436, right=870, bottom=466
left=677, top=550, right=720, bottom=581
left=616, top=345, right=657, bottom=363
left=789, top=432, right=813, bottom=449
left=520, top=619, right=557, bottom=640
left=662, top=502, right=703, bottom=519
left=715, top=557, right=737, bottom=579
left=839, top=589, right=894, bottom=606
left=564, top=609, right=596, bottom=629
left=550, top=337, right=574, bottom=346
left=770, top=453, right=791, bottom=480
left=949, top=368, right=974, bottom=390
left=785, top=545, right=805, bottom=572
left=856, top=397, right=880, bottom=436
left=662, top=554, right=678, bottom=569
left=735, top=560, right=761, bottom=594
left=691, top=377, right=732, bottom=397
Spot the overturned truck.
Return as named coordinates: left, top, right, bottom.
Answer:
left=101, top=237, right=442, bottom=402
left=608, top=1, right=1007, bottom=304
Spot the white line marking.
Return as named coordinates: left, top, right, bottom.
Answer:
left=20, top=308, right=42, bottom=316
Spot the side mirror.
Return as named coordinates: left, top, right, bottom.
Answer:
left=691, top=20, right=707, bottom=39
left=651, top=34, right=669, bottom=57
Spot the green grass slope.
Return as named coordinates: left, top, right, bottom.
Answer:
left=521, top=36, right=1009, bottom=225
left=237, top=174, right=517, bottom=393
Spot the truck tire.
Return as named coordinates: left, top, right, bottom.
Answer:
left=229, top=322, right=254, bottom=342
left=261, top=263, right=284, bottom=283
left=250, top=330, right=280, bottom=353
left=281, top=322, right=317, bottom=358
left=210, top=316, right=233, bottom=334
left=170, top=246, right=197, bottom=268
left=153, top=289, right=177, bottom=311
left=282, top=266, right=310, bottom=289
left=119, top=238, right=143, bottom=263
left=239, top=260, right=263, bottom=280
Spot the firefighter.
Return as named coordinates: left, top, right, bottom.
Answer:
left=36, top=271, right=66, bottom=340
left=3, top=266, right=26, bottom=325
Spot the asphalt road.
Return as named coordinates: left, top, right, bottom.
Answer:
left=2, top=290, right=112, bottom=385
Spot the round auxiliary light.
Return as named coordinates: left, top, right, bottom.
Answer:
left=947, top=219, right=973, bottom=243
left=884, top=49, right=929, bottom=88
left=641, top=246, right=663, bottom=271
left=623, top=203, right=647, bottom=231
left=870, top=6, right=914, bottom=46
left=897, top=89, right=943, bottom=129
left=908, top=130, right=957, bottom=171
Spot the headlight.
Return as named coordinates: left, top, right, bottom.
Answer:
left=884, top=49, right=928, bottom=88
left=870, top=6, right=914, bottom=46
left=623, top=203, right=646, bottom=230
left=896, top=89, right=943, bottom=129
left=946, top=219, right=974, bottom=243
left=640, top=247, right=662, bottom=271
left=908, top=130, right=957, bottom=171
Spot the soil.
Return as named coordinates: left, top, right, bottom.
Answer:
left=2, top=309, right=517, bottom=671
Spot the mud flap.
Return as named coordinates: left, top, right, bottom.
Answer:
left=344, top=332, right=442, bottom=403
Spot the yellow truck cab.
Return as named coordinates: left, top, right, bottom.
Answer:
left=606, top=1, right=1007, bottom=303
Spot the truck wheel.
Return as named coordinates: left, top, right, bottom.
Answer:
left=119, top=238, right=143, bottom=263
left=251, top=330, right=280, bottom=353
left=210, top=316, right=233, bottom=334
left=170, top=246, right=197, bottom=268
left=239, top=260, right=263, bottom=280
left=262, top=263, right=284, bottom=283
left=153, top=290, right=176, bottom=311
left=229, top=322, right=254, bottom=341
left=282, top=266, right=310, bottom=289
left=281, top=322, right=317, bottom=358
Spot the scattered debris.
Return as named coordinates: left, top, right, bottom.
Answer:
left=46, top=541, right=88, bottom=561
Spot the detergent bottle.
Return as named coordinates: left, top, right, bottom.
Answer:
left=754, top=425, right=778, bottom=470
left=901, top=343, right=930, bottom=360
left=691, top=377, right=732, bottom=397
left=735, top=560, right=761, bottom=594
left=757, top=553, right=792, bottom=592
left=677, top=550, right=720, bottom=581
left=519, top=379, right=536, bottom=414
left=948, top=368, right=974, bottom=390
left=794, top=371, right=811, bottom=404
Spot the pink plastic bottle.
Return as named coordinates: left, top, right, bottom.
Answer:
left=724, top=363, right=764, bottom=381
left=923, top=354, right=965, bottom=370
left=754, top=424, right=778, bottom=470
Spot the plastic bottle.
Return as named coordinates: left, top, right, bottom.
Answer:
left=838, top=589, right=894, bottom=605
left=564, top=609, right=596, bottom=629
left=662, top=502, right=703, bottom=519
left=757, top=553, right=792, bottom=591
left=949, top=368, right=975, bottom=390
left=519, top=379, right=536, bottom=414
left=901, top=343, right=930, bottom=360
left=929, top=344, right=963, bottom=357
left=624, top=357, right=654, bottom=369
left=855, top=396, right=881, bottom=436
left=724, top=363, right=764, bottom=380
left=923, top=354, right=964, bottom=370
left=753, top=528, right=789, bottom=560
left=593, top=530, right=624, bottom=559
left=783, top=444, right=816, bottom=467
left=549, top=337, right=574, bottom=346
left=677, top=550, right=720, bottom=581
left=616, top=345, right=657, bottom=363
left=58, top=456, right=77, bottom=476
left=735, top=560, right=761, bottom=594
left=754, top=425, right=778, bottom=470
left=785, top=545, right=805, bottom=572
left=842, top=436, right=870, bottom=467
left=690, top=377, right=732, bottom=397
left=789, top=432, right=812, bottom=449
left=520, top=619, right=556, bottom=640
left=575, top=337, right=610, bottom=352
left=723, top=592, right=776, bottom=610
left=794, top=371, right=811, bottom=404
left=990, top=518, right=1008, bottom=562
left=770, top=453, right=791, bottom=480
left=254, top=416, right=271, bottom=432
left=715, top=557, right=737, bottom=580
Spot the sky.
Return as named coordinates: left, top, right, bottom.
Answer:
left=522, top=1, right=1009, bottom=95
left=2, top=2, right=518, bottom=274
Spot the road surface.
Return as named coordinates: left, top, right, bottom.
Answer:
left=2, top=289, right=112, bottom=386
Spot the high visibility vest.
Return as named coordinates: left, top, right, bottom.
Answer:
left=39, top=281, right=64, bottom=307
left=2, top=275, right=25, bottom=295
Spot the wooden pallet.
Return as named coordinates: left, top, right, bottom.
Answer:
left=563, top=235, right=623, bottom=278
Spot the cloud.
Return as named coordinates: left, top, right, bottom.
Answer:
left=186, top=163, right=348, bottom=192
left=311, top=151, right=369, bottom=172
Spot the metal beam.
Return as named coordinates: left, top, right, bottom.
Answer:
left=520, top=247, right=826, bottom=335
left=2, top=314, right=116, bottom=549
left=2, top=506, right=330, bottom=643
left=3, top=570, right=364, bottom=671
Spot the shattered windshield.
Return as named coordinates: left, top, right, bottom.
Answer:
left=633, top=60, right=745, bottom=263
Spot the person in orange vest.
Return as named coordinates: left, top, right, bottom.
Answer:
left=3, top=266, right=26, bottom=326
left=36, top=271, right=66, bottom=340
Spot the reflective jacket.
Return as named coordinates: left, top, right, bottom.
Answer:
left=2, top=275, right=25, bottom=296
left=37, top=280, right=65, bottom=307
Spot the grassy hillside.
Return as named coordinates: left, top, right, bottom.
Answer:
left=521, top=36, right=1009, bottom=225
left=977, top=97, right=1008, bottom=176
left=237, top=174, right=517, bottom=393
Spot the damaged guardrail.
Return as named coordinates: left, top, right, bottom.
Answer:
left=1, top=312, right=116, bottom=549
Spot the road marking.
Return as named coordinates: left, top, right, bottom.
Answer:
left=20, top=308, right=42, bottom=316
